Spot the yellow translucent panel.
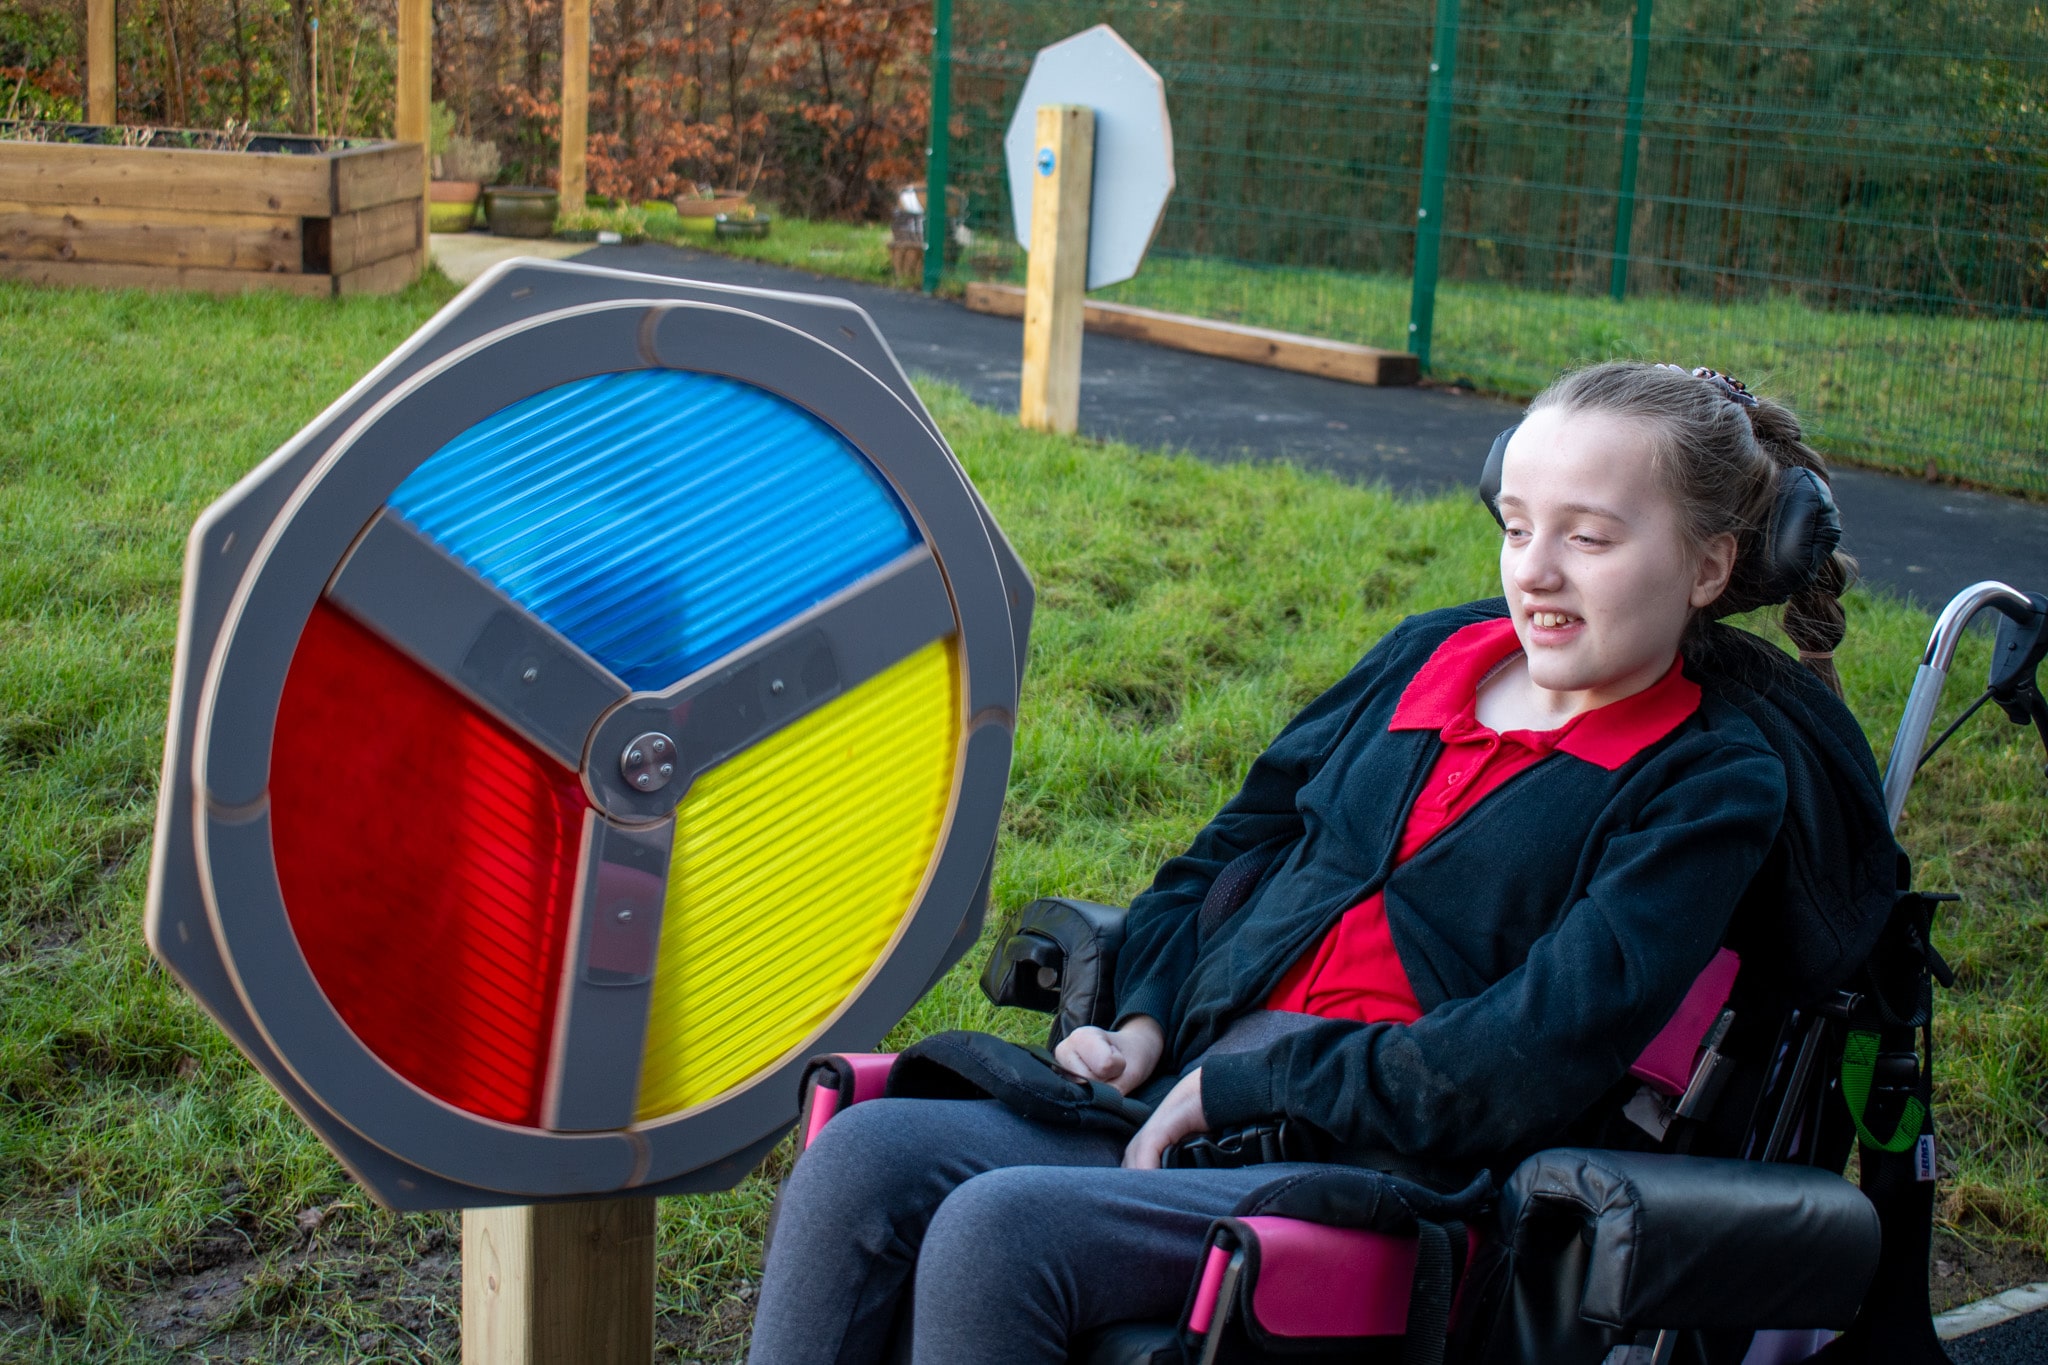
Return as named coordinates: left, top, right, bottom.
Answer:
left=635, top=639, right=959, bottom=1119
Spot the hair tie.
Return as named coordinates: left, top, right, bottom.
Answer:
left=1797, top=649, right=1835, bottom=661
left=1655, top=362, right=1759, bottom=410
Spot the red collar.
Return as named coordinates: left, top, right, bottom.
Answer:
left=1389, top=617, right=1701, bottom=770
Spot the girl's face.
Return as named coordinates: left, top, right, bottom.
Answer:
left=1495, top=407, right=1735, bottom=712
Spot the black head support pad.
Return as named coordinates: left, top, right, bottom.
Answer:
left=1476, top=424, right=1843, bottom=606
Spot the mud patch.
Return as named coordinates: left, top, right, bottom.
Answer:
left=1934, top=1228, right=2048, bottom=1314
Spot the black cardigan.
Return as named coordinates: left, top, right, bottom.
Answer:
left=1116, top=600, right=1792, bottom=1166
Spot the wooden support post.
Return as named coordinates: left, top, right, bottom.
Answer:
left=1019, top=104, right=1094, bottom=435
left=463, top=1197, right=657, bottom=1365
left=559, top=0, right=591, bottom=217
left=395, top=0, right=431, bottom=204
left=86, top=0, right=115, bottom=125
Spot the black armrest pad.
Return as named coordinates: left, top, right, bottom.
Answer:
left=978, top=897, right=1129, bottom=1045
left=1500, top=1148, right=1880, bottom=1331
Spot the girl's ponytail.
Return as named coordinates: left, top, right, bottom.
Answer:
left=1747, top=398, right=1854, bottom=698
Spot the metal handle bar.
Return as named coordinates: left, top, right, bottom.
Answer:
left=1880, top=580, right=2041, bottom=831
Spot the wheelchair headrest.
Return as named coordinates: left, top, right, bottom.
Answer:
left=1477, top=425, right=1843, bottom=607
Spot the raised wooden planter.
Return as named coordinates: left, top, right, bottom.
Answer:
left=0, top=126, right=425, bottom=296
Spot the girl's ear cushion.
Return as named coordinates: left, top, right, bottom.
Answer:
left=1763, top=466, right=1843, bottom=602
left=1478, top=426, right=1516, bottom=529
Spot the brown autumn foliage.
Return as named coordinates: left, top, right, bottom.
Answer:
left=1, top=0, right=931, bottom=219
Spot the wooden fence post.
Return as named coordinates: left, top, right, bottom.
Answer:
left=1019, top=104, right=1095, bottom=435
left=395, top=0, right=431, bottom=206
left=86, top=0, right=115, bottom=124
left=463, top=1197, right=658, bottom=1365
left=559, top=0, right=591, bottom=216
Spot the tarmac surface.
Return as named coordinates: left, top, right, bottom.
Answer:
left=572, top=240, right=2048, bottom=618
left=1950, top=1306, right=2048, bottom=1365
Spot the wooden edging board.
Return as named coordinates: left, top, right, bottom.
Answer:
left=965, top=280, right=1420, bottom=388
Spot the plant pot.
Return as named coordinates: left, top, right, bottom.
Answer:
left=483, top=186, right=559, bottom=239
left=428, top=200, right=479, bottom=234
left=430, top=179, right=482, bottom=206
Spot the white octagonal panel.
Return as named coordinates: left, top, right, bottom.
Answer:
left=1004, top=25, right=1175, bottom=291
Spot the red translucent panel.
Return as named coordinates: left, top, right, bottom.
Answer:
left=269, top=601, right=588, bottom=1127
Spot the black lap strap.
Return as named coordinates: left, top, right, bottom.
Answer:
left=1401, top=1218, right=1466, bottom=1365
left=1197, top=835, right=1293, bottom=941
left=885, top=1030, right=1153, bottom=1135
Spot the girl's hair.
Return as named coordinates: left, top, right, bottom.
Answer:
left=1527, top=361, right=1854, bottom=695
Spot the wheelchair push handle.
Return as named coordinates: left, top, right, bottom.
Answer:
left=1881, top=580, right=2046, bottom=831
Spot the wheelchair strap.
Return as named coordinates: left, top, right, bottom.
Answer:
left=1400, top=1218, right=1465, bottom=1365
left=1840, top=1029, right=1925, bottom=1155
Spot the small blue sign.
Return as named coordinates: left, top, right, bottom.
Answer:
left=1036, top=148, right=1055, bottom=177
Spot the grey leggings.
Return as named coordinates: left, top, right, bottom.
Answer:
left=745, top=1097, right=1317, bottom=1365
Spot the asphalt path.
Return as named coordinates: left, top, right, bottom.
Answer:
left=574, top=242, right=2048, bottom=615
left=1951, top=1307, right=2048, bottom=1365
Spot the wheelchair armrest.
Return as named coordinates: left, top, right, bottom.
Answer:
left=978, top=897, right=1129, bottom=1046
left=1500, top=1148, right=1880, bottom=1332
left=797, top=1052, right=897, bottom=1151
left=1188, top=1217, right=1420, bottom=1342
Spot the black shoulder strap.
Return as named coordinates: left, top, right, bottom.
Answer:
left=1197, top=835, right=1292, bottom=942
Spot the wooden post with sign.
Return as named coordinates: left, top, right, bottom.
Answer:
left=559, top=0, right=591, bottom=217
left=1019, top=104, right=1094, bottom=435
left=86, top=0, right=114, bottom=124
left=463, top=1197, right=658, bottom=1364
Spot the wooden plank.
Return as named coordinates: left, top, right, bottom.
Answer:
left=395, top=0, right=432, bottom=205
left=333, top=142, right=427, bottom=214
left=328, top=198, right=421, bottom=275
left=0, top=257, right=331, bottom=296
left=0, top=142, right=335, bottom=216
left=462, top=1199, right=656, bottom=1365
left=967, top=281, right=1422, bottom=387
left=560, top=0, right=591, bottom=213
left=334, top=244, right=424, bottom=296
left=87, top=0, right=115, bottom=124
left=1019, top=104, right=1094, bottom=435
left=0, top=200, right=300, bottom=272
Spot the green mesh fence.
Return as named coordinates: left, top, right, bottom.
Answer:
left=934, top=0, right=2048, bottom=496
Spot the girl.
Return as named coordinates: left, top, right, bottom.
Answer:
left=746, top=361, right=1865, bottom=1365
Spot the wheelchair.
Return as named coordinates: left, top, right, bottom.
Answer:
left=792, top=579, right=2048, bottom=1365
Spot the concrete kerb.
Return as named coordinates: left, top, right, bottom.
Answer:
left=1937, top=1282, right=2048, bottom=1341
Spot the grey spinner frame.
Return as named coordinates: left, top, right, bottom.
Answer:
left=146, top=262, right=1032, bottom=1208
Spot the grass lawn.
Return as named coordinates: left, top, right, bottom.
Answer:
left=2, top=275, right=2045, bottom=1360
left=668, top=213, right=2048, bottom=500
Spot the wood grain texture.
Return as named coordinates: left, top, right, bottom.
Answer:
left=86, top=0, right=114, bottom=124
left=0, top=141, right=336, bottom=216
left=1019, top=104, right=1094, bottom=435
left=396, top=0, right=432, bottom=204
left=969, top=281, right=1421, bottom=387
left=334, top=244, right=424, bottom=296
left=0, top=200, right=300, bottom=272
left=560, top=0, right=592, bottom=214
left=333, top=142, right=428, bottom=214
left=327, top=198, right=421, bottom=274
left=0, top=258, right=331, bottom=295
left=462, top=1199, right=656, bottom=1365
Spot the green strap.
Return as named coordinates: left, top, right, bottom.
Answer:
left=1841, top=1029, right=1925, bottom=1154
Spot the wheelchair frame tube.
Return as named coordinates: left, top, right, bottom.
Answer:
left=1880, top=581, right=2036, bottom=831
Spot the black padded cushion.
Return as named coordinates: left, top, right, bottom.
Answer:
left=980, top=897, right=1131, bottom=1046
left=1077, top=1321, right=1185, bottom=1365
left=1499, top=1148, right=1880, bottom=1331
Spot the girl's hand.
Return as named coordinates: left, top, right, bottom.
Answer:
left=1053, top=1016, right=1165, bottom=1096
left=1123, top=1068, right=1207, bottom=1169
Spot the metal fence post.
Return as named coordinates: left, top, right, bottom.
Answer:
left=1407, top=0, right=1461, bottom=372
left=1610, top=0, right=1655, bottom=301
left=923, top=0, right=955, bottom=294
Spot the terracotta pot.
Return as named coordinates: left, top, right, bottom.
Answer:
left=430, top=179, right=482, bottom=206
left=483, top=186, right=559, bottom=239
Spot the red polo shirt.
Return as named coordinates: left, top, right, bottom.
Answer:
left=1264, top=617, right=1703, bottom=1024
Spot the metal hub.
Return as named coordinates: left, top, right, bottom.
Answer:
left=620, top=732, right=678, bottom=793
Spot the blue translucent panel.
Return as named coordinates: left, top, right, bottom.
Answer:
left=389, top=370, right=923, bottom=691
